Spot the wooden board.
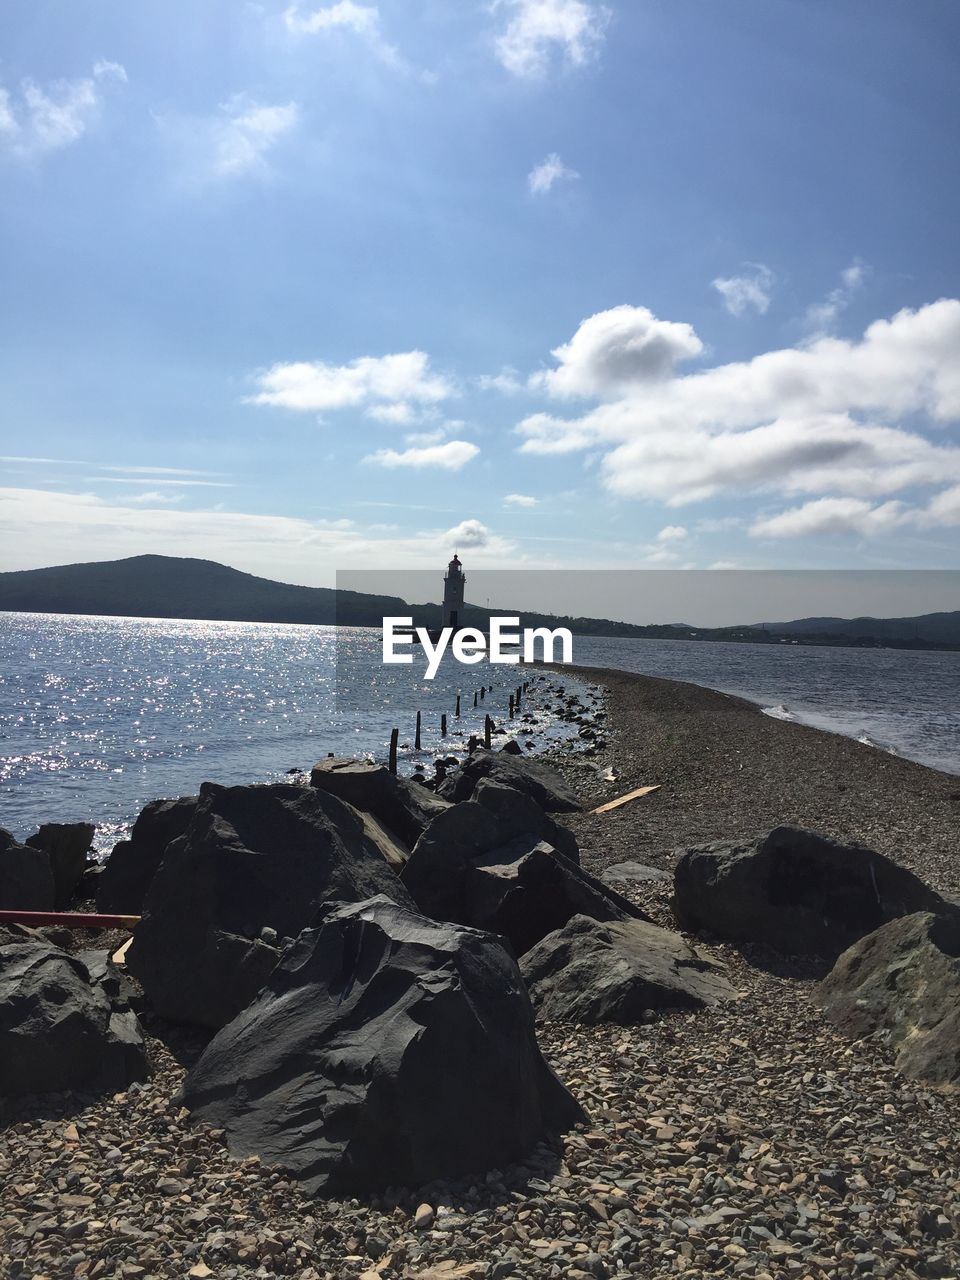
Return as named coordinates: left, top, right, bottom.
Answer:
left=590, top=784, right=661, bottom=815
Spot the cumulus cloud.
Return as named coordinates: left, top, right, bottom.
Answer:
left=0, top=60, right=126, bottom=158
left=445, top=518, right=491, bottom=549
left=656, top=525, right=688, bottom=542
left=364, top=440, right=479, bottom=470
left=529, top=305, right=704, bottom=399
left=514, top=299, right=960, bottom=535
left=493, top=0, right=611, bottom=79
left=712, top=263, right=775, bottom=317
left=528, top=152, right=579, bottom=195
left=157, top=96, right=300, bottom=181
left=752, top=486, right=960, bottom=539
left=504, top=493, right=539, bottom=507
left=803, top=259, right=870, bottom=336
left=283, top=2, right=408, bottom=72
left=249, top=350, right=455, bottom=414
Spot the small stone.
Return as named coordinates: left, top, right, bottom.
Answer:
left=414, top=1203, right=435, bottom=1230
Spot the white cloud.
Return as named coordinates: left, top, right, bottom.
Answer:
left=477, top=367, right=525, bottom=394
left=157, top=96, right=299, bottom=182
left=445, top=518, right=491, bottom=549
left=364, top=440, right=480, bottom=470
left=528, top=152, right=579, bottom=195
left=712, top=263, right=775, bottom=317
left=504, top=493, right=539, bottom=507
left=493, top=0, right=611, bottom=79
left=529, top=304, right=704, bottom=399
left=0, top=487, right=518, bottom=578
left=803, top=259, right=870, bottom=336
left=283, top=3, right=409, bottom=72
left=752, top=486, right=960, bottom=539
left=125, top=491, right=185, bottom=506
left=751, top=497, right=909, bottom=539
left=0, top=61, right=126, bottom=158
left=249, top=350, right=455, bottom=413
left=514, top=299, right=960, bottom=535
left=656, top=524, right=688, bottom=542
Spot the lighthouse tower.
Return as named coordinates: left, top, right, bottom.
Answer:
left=442, top=554, right=465, bottom=629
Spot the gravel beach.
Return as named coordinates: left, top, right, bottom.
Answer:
left=3, top=665, right=960, bottom=1280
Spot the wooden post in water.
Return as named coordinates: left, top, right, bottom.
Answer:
left=388, top=728, right=398, bottom=775
left=455, top=694, right=461, bottom=718
left=480, top=687, right=485, bottom=701
left=415, top=711, right=421, bottom=751
left=508, top=694, right=514, bottom=719
left=473, top=690, right=478, bottom=708
left=516, top=684, right=522, bottom=709
left=441, top=713, right=447, bottom=738
left=467, top=734, right=478, bottom=754
left=484, top=715, right=492, bottom=749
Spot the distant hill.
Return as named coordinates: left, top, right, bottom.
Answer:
left=0, top=555, right=407, bottom=628
left=0, top=555, right=957, bottom=650
left=755, top=612, right=960, bottom=645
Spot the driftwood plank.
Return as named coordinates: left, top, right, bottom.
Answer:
left=590, top=784, right=662, bottom=815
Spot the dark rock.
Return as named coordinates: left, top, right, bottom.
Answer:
left=818, top=911, right=960, bottom=1085
left=520, top=914, right=738, bottom=1024
left=436, top=750, right=580, bottom=812
left=402, top=782, right=645, bottom=957
left=310, top=758, right=450, bottom=849
left=0, top=940, right=149, bottom=1095
left=473, top=778, right=580, bottom=865
left=673, top=825, right=948, bottom=960
left=601, top=862, right=671, bottom=885
left=25, top=822, right=95, bottom=909
left=127, top=782, right=416, bottom=1028
left=96, top=796, right=199, bottom=915
left=179, top=895, right=585, bottom=1195
left=501, top=739, right=523, bottom=755
left=0, top=829, right=55, bottom=911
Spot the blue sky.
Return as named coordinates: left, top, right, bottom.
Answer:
left=1, top=0, right=959, bottom=585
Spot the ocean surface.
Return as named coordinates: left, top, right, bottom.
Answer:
left=1, top=612, right=958, bottom=851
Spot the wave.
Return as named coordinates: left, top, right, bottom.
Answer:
left=761, top=703, right=796, bottom=722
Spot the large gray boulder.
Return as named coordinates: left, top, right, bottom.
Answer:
left=818, top=911, right=960, bottom=1086
left=0, top=939, right=149, bottom=1095
left=0, top=830, right=55, bottom=911
left=179, top=896, right=585, bottom=1196
left=437, top=749, right=580, bottom=812
left=25, top=822, right=95, bottom=909
left=673, top=826, right=947, bottom=961
left=127, top=782, right=416, bottom=1029
left=521, top=914, right=738, bottom=1025
left=97, top=796, right=199, bottom=915
left=402, top=781, right=644, bottom=957
left=310, top=758, right=450, bottom=850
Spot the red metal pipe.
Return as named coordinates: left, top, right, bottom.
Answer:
left=0, top=910, right=140, bottom=930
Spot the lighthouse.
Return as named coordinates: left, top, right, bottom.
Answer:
left=442, top=554, right=465, bottom=629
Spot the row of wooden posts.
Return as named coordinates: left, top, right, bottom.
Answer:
left=387, top=680, right=530, bottom=775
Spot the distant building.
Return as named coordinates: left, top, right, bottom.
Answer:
left=442, top=554, right=465, bottom=628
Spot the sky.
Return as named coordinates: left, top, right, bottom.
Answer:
left=2, top=0, right=960, bottom=591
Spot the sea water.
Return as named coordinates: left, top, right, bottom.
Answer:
left=1, top=612, right=957, bottom=849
